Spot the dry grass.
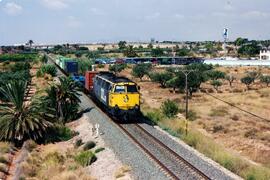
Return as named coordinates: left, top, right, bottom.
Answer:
left=114, top=165, right=131, bottom=179
left=20, top=146, right=94, bottom=180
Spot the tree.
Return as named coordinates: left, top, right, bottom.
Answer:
left=241, top=76, right=255, bottom=90
left=41, top=55, right=48, bottom=64
left=86, top=51, right=100, bottom=59
left=166, top=77, right=180, bottom=93
left=147, top=43, right=153, bottom=49
left=78, top=59, right=94, bottom=74
left=27, top=40, right=34, bottom=50
left=260, top=75, right=270, bottom=87
left=247, top=71, right=261, bottom=81
left=44, top=77, right=81, bottom=123
left=176, top=48, right=190, bottom=57
left=211, top=80, right=223, bottom=91
left=109, top=64, right=127, bottom=75
left=161, top=100, right=179, bottom=118
left=150, top=72, right=173, bottom=88
left=225, top=74, right=236, bottom=87
left=182, top=63, right=213, bottom=96
left=132, top=63, right=152, bottom=81
left=118, top=41, right=127, bottom=50
left=151, top=47, right=164, bottom=57
left=207, top=70, right=226, bottom=80
left=235, top=37, right=248, bottom=46
left=0, top=81, right=52, bottom=145
left=123, top=45, right=138, bottom=57
left=238, top=42, right=260, bottom=56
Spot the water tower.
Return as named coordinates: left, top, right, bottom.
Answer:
left=223, top=28, right=228, bottom=51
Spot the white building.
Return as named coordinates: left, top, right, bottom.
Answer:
left=260, top=49, right=270, bottom=60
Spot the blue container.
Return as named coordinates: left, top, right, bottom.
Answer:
left=65, top=61, right=78, bottom=74
left=71, top=75, right=85, bottom=85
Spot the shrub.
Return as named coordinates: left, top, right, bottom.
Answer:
left=74, top=151, right=97, bottom=167
left=44, top=151, right=65, bottom=165
left=95, top=147, right=105, bottom=153
left=74, top=139, right=83, bottom=148
left=209, top=107, right=229, bottom=117
left=211, top=80, right=223, bottom=91
left=260, top=75, right=270, bottom=87
left=36, top=64, right=57, bottom=77
left=244, top=129, right=258, bottom=139
left=97, top=64, right=104, bottom=68
left=213, top=125, right=224, bottom=133
left=83, top=141, right=96, bottom=151
left=0, top=157, right=9, bottom=164
left=24, top=140, right=37, bottom=152
left=45, top=125, right=75, bottom=143
left=231, top=114, right=239, bottom=121
left=241, top=76, right=255, bottom=90
left=0, top=164, right=7, bottom=173
left=188, top=110, right=198, bottom=121
left=161, top=100, right=179, bottom=118
left=145, top=110, right=163, bottom=124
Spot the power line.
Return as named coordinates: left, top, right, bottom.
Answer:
left=202, top=90, right=270, bottom=123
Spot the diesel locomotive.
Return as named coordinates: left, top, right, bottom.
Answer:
left=91, top=72, right=140, bottom=120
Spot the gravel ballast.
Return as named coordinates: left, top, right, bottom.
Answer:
left=79, top=94, right=169, bottom=180
left=140, top=123, right=242, bottom=180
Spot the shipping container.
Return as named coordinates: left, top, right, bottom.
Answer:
left=85, top=71, right=98, bottom=91
left=72, top=75, right=85, bottom=85
left=65, top=61, right=78, bottom=74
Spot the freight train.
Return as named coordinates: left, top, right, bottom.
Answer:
left=54, top=56, right=141, bottom=121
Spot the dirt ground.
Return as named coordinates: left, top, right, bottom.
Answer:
left=118, top=66, right=270, bottom=167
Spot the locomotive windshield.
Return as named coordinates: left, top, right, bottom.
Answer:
left=114, top=85, right=138, bottom=93
left=127, top=85, right=138, bottom=93
left=115, top=85, right=125, bottom=93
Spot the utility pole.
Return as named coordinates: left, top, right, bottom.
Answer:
left=180, top=69, right=195, bottom=135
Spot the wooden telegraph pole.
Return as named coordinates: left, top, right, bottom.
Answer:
left=180, top=69, right=195, bottom=135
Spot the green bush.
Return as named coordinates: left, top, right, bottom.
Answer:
left=97, top=64, right=105, bottom=68
left=145, top=110, right=163, bottom=124
left=161, top=100, right=179, bottom=118
left=0, top=54, right=37, bottom=62
left=9, top=62, right=31, bottom=72
left=74, top=139, right=83, bottom=148
left=74, top=151, right=97, bottom=167
left=83, top=141, right=96, bottom=151
left=95, top=147, right=105, bottom=153
left=45, top=125, right=76, bottom=143
left=36, top=64, right=57, bottom=77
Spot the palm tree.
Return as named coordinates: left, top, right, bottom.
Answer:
left=0, top=80, right=52, bottom=145
left=44, top=77, right=81, bottom=124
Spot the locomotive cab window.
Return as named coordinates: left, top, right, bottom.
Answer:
left=127, top=85, right=138, bottom=93
left=114, top=85, right=125, bottom=93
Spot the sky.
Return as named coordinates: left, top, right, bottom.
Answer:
left=1, top=0, right=270, bottom=45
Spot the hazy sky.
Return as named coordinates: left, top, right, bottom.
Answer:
left=1, top=0, right=270, bottom=45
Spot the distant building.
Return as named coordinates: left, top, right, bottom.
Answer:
left=260, top=49, right=270, bottom=60
left=0, top=47, right=2, bottom=54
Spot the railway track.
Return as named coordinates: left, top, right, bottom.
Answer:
left=118, top=123, right=210, bottom=180
left=48, top=54, right=211, bottom=180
